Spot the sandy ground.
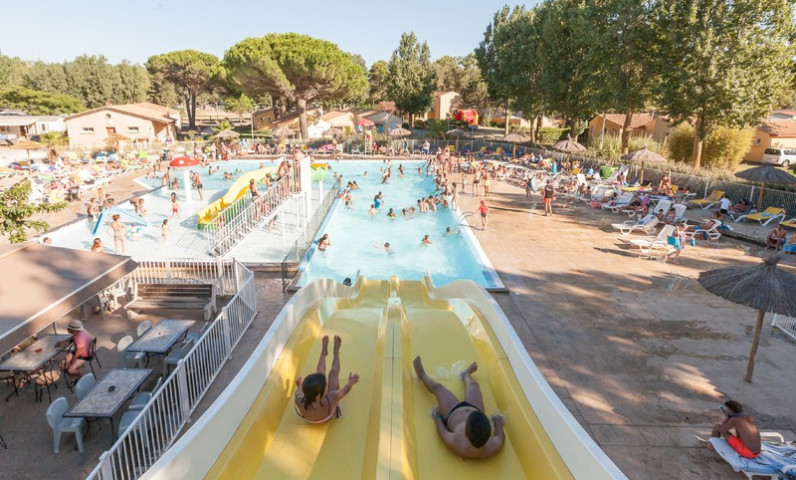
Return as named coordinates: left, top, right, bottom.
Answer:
left=1, top=164, right=795, bottom=480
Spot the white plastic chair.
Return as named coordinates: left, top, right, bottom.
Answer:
left=137, top=321, right=152, bottom=338
left=163, top=339, right=194, bottom=376
left=46, top=397, right=86, bottom=453
left=118, top=335, right=146, bottom=368
left=75, top=373, right=96, bottom=400
left=117, top=409, right=142, bottom=437
left=128, top=376, right=163, bottom=411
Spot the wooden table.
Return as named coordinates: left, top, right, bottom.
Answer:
left=0, top=334, right=70, bottom=401
left=64, top=368, right=152, bottom=441
left=125, top=320, right=195, bottom=356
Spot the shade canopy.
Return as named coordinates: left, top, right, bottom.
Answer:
left=356, top=118, right=374, bottom=127
left=0, top=243, right=138, bottom=355
left=272, top=126, right=295, bottom=138
left=214, top=129, right=240, bottom=139
left=323, top=127, right=344, bottom=138
left=502, top=133, right=530, bottom=144
left=552, top=137, right=586, bottom=153
left=735, top=165, right=796, bottom=185
left=620, top=146, right=667, bottom=164
left=389, top=127, right=412, bottom=137
left=10, top=139, right=45, bottom=150
left=698, top=254, right=796, bottom=317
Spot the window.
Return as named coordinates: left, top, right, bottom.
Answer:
left=765, top=147, right=782, bottom=155
left=82, top=127, right=95, bottom=134
left=754, top=138, right=761, bottom=145
left=127, top=126, right=140, bottom=133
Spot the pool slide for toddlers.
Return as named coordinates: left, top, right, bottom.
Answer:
left=196, top=165, right=278, bottom=229
left=92, top=206, right=151, bottom=236
left=142, top=277, right=627, bottom=480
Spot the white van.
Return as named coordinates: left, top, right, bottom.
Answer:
left=761, top=147, right=796, bottom=167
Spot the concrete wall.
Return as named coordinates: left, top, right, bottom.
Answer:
left=745, top=131, right=796, bottom=162
left=66, top=111, right=172, bottom=150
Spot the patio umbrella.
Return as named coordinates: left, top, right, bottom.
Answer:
left=214, top=129, right=240, bottom=139
left=446, top=128, right=467, bottom=152
left=389, top=127, right=411, bottom=137
left=735, top=165, right=796, bottom=208
left=620, top=146, right=667, bottom=184
left=552, top=137, right=586, bottom=153
left=10, top=139, right=45, bottom=162
left=272, top=126, right=295, bottom=138
left=698, top=253, right=796, bottom=382
left=356, top=118, right=374, bottom=128
left=502, top=133, right=530, bottom=159
left=323, top=127, right=344, bottom=138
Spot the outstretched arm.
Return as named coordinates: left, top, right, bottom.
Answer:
left=329, top=373, right=359, bottom=402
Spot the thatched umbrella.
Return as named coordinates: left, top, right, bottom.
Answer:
left=272, top=126, right=295, bottom=138
left=735, top=165, right=796, bottom=208
left=214, top=129, right=240, bottom=139
left=552, top=137, right=586, bottom=153
left=502, top=133, right=530, bottom=159
left=621, top=146, right=667, bottom=184
left=10, top=139, right=45, bottom=163
left=389, top=127, right=411, bottom=137
left=323, top=127, right=344, bottom=138
left=698, top=254, right=796, bottom=382
left=446, top=128, right=466, bottom=152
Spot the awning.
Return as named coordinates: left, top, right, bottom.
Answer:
left=0, top=242, right=138, bottom=354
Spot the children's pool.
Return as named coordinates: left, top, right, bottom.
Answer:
left=295, top=160, right=504, bottom=289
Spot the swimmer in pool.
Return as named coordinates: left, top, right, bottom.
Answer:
left=369, top=204, right=378, bottom=215
left=444, top=227, right=461, bottom=236
left=422, top=234, right=432, bottom=245
left=294, top=335, right=359, bottom=424
left=387, top=208, right=397, bottom=219
left=414, top=356, right=505, bottom=459
left=373, top=242, right=394, bottom=254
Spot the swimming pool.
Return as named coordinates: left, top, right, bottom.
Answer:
left=295, top=160, right=504, bottom=289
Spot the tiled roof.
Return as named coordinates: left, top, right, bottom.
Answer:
left=65, top=103, right=177, bottom=124
left=759, top=120, right=796, bottom=137
left=597, top=113, right=656, bottom=129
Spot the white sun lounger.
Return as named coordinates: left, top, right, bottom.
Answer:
left=619, top=224, right=676, bottom=249
left=612, top=215, right=660, bottom=235
left=710, top=433, right=796, bottom=480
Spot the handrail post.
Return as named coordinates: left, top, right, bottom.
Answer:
left=175, top=361, right=191, bottom=423
left=165, top=259, right=172, bottom=282
left=216, top=256, right=226, bottom=294
left=98, top=450, right=113, bottom=479
left=220, top=310, right=232, bottom=355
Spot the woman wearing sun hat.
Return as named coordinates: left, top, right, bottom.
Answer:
left=56, top=319, right=95, bottom=378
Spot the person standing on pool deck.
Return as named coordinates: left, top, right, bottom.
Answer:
left=294, top=335, right=359, bottom=424
left=543, top=179, right=555, bottom=216
left=413, top=356, right=505, bottom=459
left=478, top=200, right=489, bottom=230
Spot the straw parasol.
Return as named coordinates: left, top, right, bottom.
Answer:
left=214, top=129, right=240, bottom=139
left=621, top=146, right=667, bottom=184
left=502, top=133, right=530, bottom=159
left=446, top=128, right=467, bottom=152
left=10, top=139, right=45, bottom=162
left=389, top=127, right=411, bottom=137
left=698, top=253, right=796, bottom=382
left=552, top=137, right=586, bottom=153
left=272, top=126, right=295, bottom=138
left=323, top=127, right=344, bottom=138
left=735, top=165, right=796, bottom=208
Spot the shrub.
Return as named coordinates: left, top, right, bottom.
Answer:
left=584, top=134, right=666, bottom=163
left=413, top=119, right=427, bottom=129
left=668, top=124, right=753, bottom=170
left=538, top=127, right=570, bottom=144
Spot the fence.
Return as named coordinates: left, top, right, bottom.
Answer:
left=85, top=259, right=257, bottom=480
left=281, top=183, right=340, bottom=290
left=128, top=258, right=237, bottom=296
left=204, top=171, right=301, bottom=256
left=772, top=314, right=796, bottom=342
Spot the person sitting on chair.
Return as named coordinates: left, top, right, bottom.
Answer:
left=56, top=320, right=94, bottom=379
left=413, top=356, right=505, bottom=459
left=766, top=224, right=787, bottom=250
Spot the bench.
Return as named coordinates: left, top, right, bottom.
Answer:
left=125, top=283, right=217, bottom=321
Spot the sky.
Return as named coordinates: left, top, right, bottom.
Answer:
left=0, top=0, right=530, bottom=67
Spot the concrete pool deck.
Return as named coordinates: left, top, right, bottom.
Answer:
left=2, top=165, right=795, bottom=480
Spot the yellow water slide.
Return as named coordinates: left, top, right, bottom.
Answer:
left=196, top=166, right=277, bottom=229
left=143, top=278, right=626, bottom=480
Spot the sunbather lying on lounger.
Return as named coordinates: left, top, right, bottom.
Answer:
left=711, top=400, right=761, bottom=459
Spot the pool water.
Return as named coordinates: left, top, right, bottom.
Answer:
left=296, top=160, right=504, bottom=288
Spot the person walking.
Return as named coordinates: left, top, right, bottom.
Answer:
left=543, top=179, right=555, bottom=216
left=478, top=200, right=489, bottom=230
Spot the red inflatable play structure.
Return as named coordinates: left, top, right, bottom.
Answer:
left=453, top=109, right=479, bottom=126
left=170, top=156, right=200, bottom=167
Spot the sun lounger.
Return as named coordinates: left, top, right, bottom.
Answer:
left=652, top=199, right=673, bottom=215
left=781, top=218, right=796, bottom=229
left=685, top=218, right=722, bottom=241
left=710, top=433, right=796, bottom=480
left=602, top=192, right=635, bottom=212
left=736, top=207, right=787, bottom=226
left=689, top=190, right=724, bottom=209
left=619, top=224, right=676, bottom=249
left=612, top=215, right=660, bottom=235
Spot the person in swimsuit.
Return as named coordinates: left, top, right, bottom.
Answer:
left=249, top=179, right=260, bottom=199
left=711, top=400, right=761, bottom=459
left=294, top=335, right=359, bottom=424
left=543, top=179, right=555, bottom=216
left=413, top=356, right=505, bottom=459
left=90, top=237, right=104, bottom=252
left=106, top=214, right=128, bottom=254
left=478, top=200, right=488, bottom=230
left=170, top=198, right=180, bottom=219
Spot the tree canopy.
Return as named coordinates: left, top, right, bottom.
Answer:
left=146, top=50, right=221, bottom=129
left=0, top=87, right=84, bottom=115
left=386, top=32, right=436, bottom=127
left=224, top=33, right=368, bottom=138
left=0, top=179, right=66, bottom=243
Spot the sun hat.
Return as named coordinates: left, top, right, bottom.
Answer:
left=67, top=319, right=84, bottom=331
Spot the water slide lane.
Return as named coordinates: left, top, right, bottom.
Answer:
left=205, top=281, right=390, bottom=480
left=399, top=282, right=573, bottom=480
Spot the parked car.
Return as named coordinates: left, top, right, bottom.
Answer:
left=762, top=147, right=796, bottom=168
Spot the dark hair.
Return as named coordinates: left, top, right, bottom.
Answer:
left=465, top=411, right=492, bottom=447
left=301, top=373, right=326, bottom=410
left=725, top=400, right=744, bottom=414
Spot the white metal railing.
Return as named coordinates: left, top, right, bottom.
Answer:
left=772, top=314, right=796, bottom=342
left=205, top=171, right=301, bottom=256
left=128, top=258, right=237, bottom=296
left=85, top=259, right=257, bottom=480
